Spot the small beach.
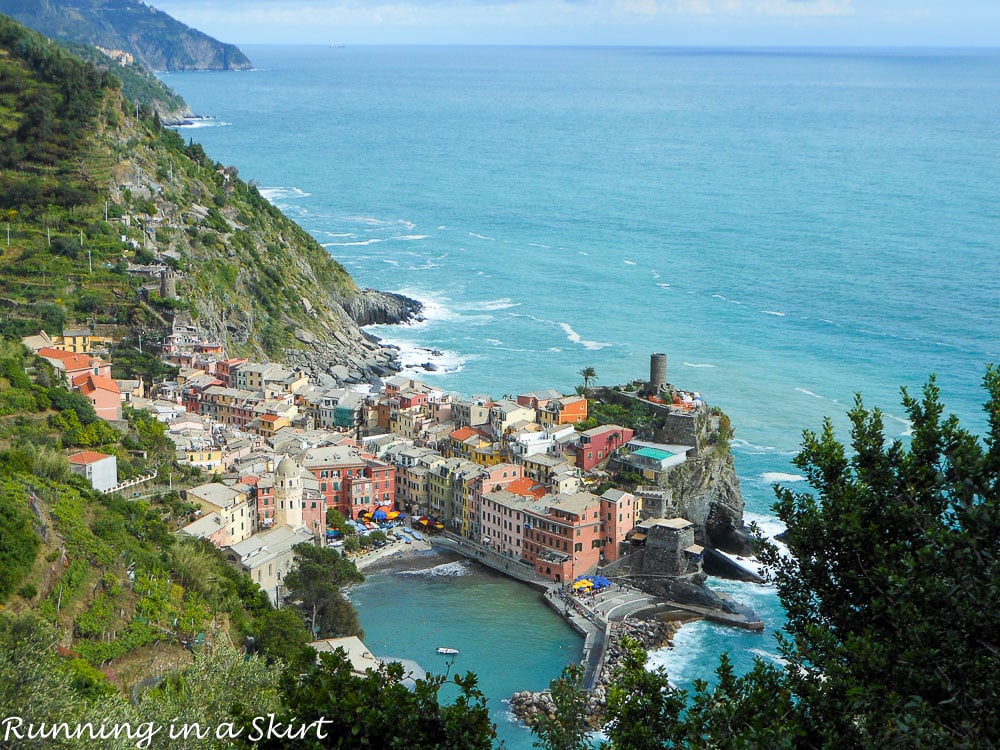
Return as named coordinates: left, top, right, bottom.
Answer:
left=351, top=534, right=435, bottom=571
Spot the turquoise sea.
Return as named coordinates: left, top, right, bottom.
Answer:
left=162, top=46, right=1000, bottom=748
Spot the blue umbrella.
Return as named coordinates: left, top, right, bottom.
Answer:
left=372, top=508, right=388, bottom=520
left=591, top=575, right=612, bottom=588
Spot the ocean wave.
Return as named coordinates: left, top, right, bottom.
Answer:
left=396, top=560, right=471, bottom=577
left=171, top=117, right=229, bottom=129
left=528, top=243, right=551, bottom=249
left=744, top=511, right=787, bottom=541
left=652, top=270, right=661, bottom=279
left=323, top=232, right=356, bottom=238
left=749, top=647, right=787, bottom=666
left=347, top=216, right=416, bottom=230
left=759, top=472, right=806, bottom=484
left=376, top=337, right=468, bottom=377
left=647, top=621, right=716, bottom=685
left=656, top=283, right=671, bottom=288
left=392, top=234, right=429, bottom=241
left=682, top=362, right=715, bottom=368
left=469, top=232, right=495, bottom=241
left=461, top=298, right=521, bottom=312
left=623, top=260, right=636, bottom=265
left=558, top=322, right=612, bottom=351
left=258, top=186, right=312, bottom=202
left=731, top=438, right=780, bottom=454
left=326, top=238, right=384, bottom=247
left=761, top=310, right=786, bottom=317
left=794, top=387, right=840, bottom=404
left=886, top=412, right=914, bottom=436
left=383, top=259, right=399, bottom=265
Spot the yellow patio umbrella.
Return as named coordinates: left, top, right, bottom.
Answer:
left=573, top=579, right=594, bottom=590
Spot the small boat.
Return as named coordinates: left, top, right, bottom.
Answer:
left=410, top=529, right=424, bottom=542
left=436, top=647, right=459, bottom=655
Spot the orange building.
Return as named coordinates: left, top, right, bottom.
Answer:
left=538, top=395, right=588, bottom=427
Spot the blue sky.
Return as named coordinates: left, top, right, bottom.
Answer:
left=149, top=0, right=999, bottom=46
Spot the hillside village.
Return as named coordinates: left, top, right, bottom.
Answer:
left=21, top=326, right=740, bottom=606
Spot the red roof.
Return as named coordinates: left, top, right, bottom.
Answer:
left=259, top=413, right=281, bottom=423
left=73, top=373, right=120, bottom=395
left=506, top=477, right=548, bottom=499
left=68, top=450, right=113, bottom=465
left=37, top=347, right=108, bottom=373
left=450, top=426, right=486, bottom=441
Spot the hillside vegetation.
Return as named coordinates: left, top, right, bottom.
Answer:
left=0, top=0, right=252, bottom=71
left=0, top=16, right=405, bottom=364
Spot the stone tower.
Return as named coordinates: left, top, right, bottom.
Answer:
left=273, top=454, right=304, bottom=530
left=650, top=352, right=667, bottom=390
left=160, top=267, right=178, bottom=300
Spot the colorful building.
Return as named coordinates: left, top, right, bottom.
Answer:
left=575, top=424, right=635, bottom=471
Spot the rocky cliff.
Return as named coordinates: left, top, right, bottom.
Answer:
left=0, top=0, right=253, bottom=71
left=638, top=446, right=752, bottom=555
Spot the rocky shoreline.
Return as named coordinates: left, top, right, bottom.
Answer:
left=282, top=289, right=424, bottom=386
left=509, top=617, right=678, bottom=730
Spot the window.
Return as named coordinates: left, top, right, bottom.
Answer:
left=575, top=542, right=583, bottom=552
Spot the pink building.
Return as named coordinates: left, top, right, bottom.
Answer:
left=575, top=424, right=634, bottom=471
left=73, top=373, right=121, bottom=421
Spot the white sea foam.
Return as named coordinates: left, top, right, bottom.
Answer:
left=171, top=117, right=229, bottom=129
left=731, top=438, right=787, bottom=455
left=323, top=232, right=356, bottom=238
left=647, top=620, right=716, bottom=685
left=749, top=648, right=787, bottom=666
left=623, top=259, right=637, bottom=265
left=383, top=259, right=399, bottom=265
left=652, top=271, right=661, bottom=279
left=327, top=238, right=385, bottom=247
left=348, top=216, right=416, bottom=230
left=558, top=322, right=612, bottom=351
left=656, top=282, right=671, bottom=288
left=682, top=362, right=715, bottom=368
left=372, top=335, right=468, bottom=378
left=393, top=234, right=429, bottom=241
left=760, top=472, right=806, bottom=484
left=744, top=512, right=787, bottom=542
left=258, top=186, right=312, bottom=202
left=469, top=231, right=495, bottom=241
left=461, top=298, right=521, bottom=312
left=794, top=387, right=840, bottom=404
left=761, top=310, right=786, bottom=317
left=396, top=560, right=471, bottom=577
left=886, top=412, right=914, bottom=436
left=528, top=243, right=551, bottom=249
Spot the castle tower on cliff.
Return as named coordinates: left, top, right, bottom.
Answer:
left=273, top=455, right=304, bottom=530
left=650, top=352, right=668, bottom=390
left=159, top=267, right=178, bottom=300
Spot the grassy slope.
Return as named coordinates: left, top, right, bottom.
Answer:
left=0, top=15, right=365, bottom=360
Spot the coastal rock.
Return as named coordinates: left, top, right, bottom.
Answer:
left=341, top=289, right=424, bottom=327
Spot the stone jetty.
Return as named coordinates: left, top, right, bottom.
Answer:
left=509, top=617, right=678, bottom=729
